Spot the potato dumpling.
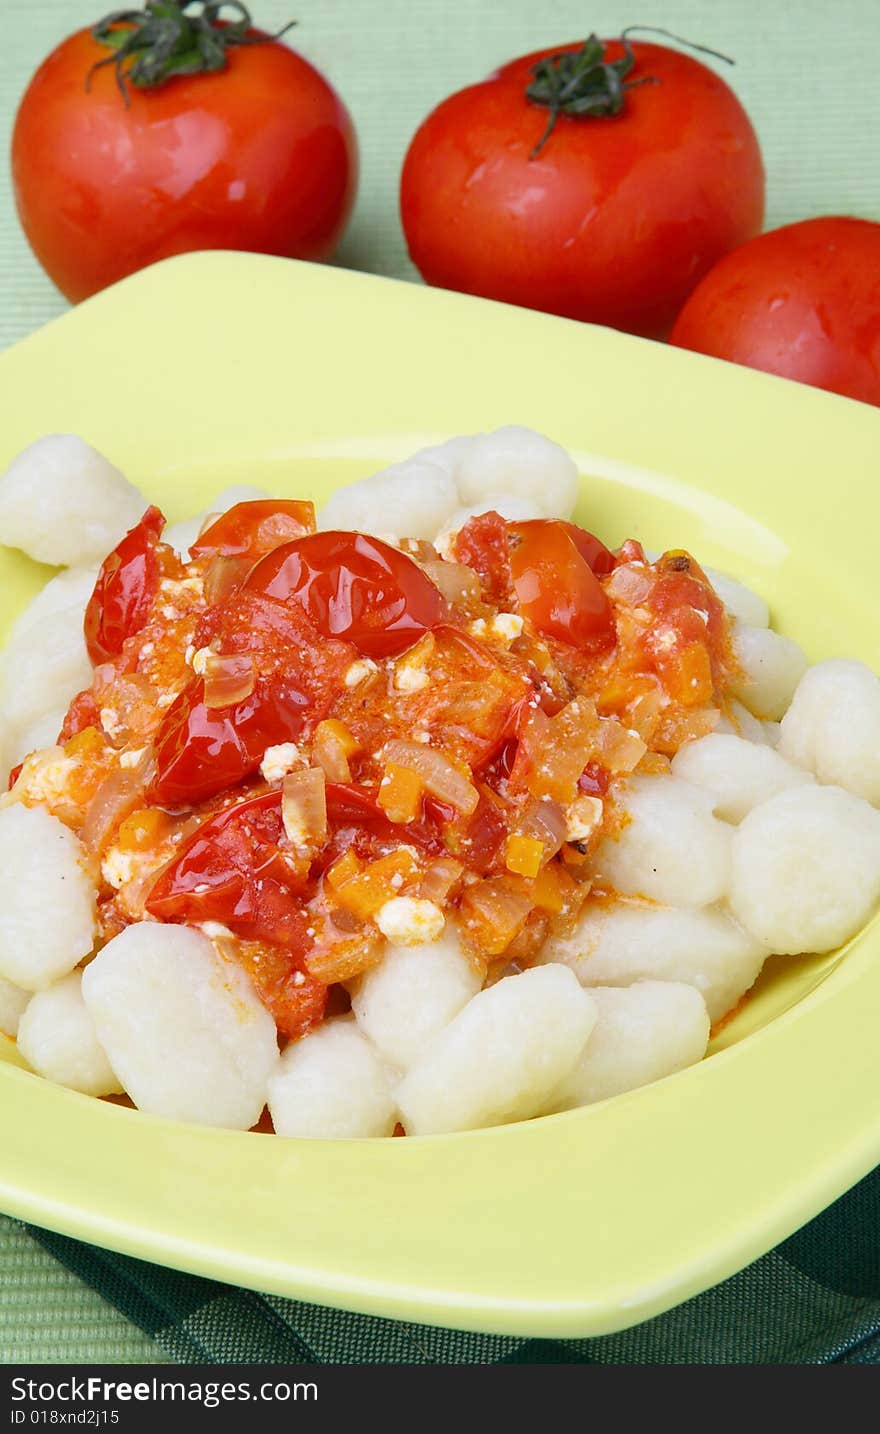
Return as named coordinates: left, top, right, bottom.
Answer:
left=268, top=1017, right=398, bottom=1139
left=0, top=974, right=30, bottom=1037
left=671, top=732, right=813, bottom=824
left=779, top=660, right=880, bottom=806
left=163, top=483, right=269, bottom=560
left=411, top=435, right=476, bottom=482
left=705, top=568, right=769, bottom=628
left=540, top=898, right=765, bottom=1023
left=729, top=623, right=809, bottom=721
left=0, top=804, right=95, bottom=991
left=17, top=971, right=121, bottom=1098
left=351, top=926, right=483, bottom=1070
left=318, top=457, right=458, bottom=540
left=551, top=982, right=710, bottom=1109
left=730, top=785, right=880, bottom=955
left=714, top=698, right=773, bottom=746
left=395, top=964, right=596, bottom=1136
left=4, top=567, right=99, bottom=648
left=81, top=923, right=278, bottom=1130
left=456, top=426, right=578, bottom=518
left=0, top=600, right=92, bottom=743
left=0, top=435, right=145, bottom=566
left=5, top=711, right=69, bottom=770
left=592, top=774, right=732, bottom=908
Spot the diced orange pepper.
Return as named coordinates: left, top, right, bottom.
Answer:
left=312, top=719, right=360, bottom=783
left=525, top=860, right=578, bottom=914
left=504, top=833, right=545, bottom=879
left=333, top=848, right=420, bottom=920
left=117, top=807, right=166, bottom=852
left=325, top=849, right=363, bottom=890
left=377, top=762, right=424, bottom=824
left=64, top=726, right=105, bottom=760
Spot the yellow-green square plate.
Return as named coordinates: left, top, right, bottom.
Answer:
left=1, top=254, right=879, bottom=1338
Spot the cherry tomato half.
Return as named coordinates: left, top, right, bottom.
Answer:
left=149, top=675, right=312, bottom=807
left=146, top=790, right=310, bottom=949
left=84, top=506, right=165, bottom=666
left=189, top=500, right=316, bottom=562
left=244, top=531, right=447, bottom=658
left=509, top=520, right=615, bottom=652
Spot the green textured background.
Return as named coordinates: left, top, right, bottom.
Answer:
left=0, top=0, right=878, bottom=1365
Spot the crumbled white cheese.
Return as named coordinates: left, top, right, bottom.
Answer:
left=393, top=664, right=430, bottom=694
left=260, top=743, right=302, bottom=784
left=101, top=846, right=142, bottom=891
left=119, top=746, right=148, bottom=770
left=191, top=645, right=214, bottom=676
left=376, top=896, right=445, bottom=945
left=469, top=613, right=523, bottom=645
left=344, top=658, right=379, bottom=688
left=7, top=748, right=76, bottom=808
left=565, top=795, right=604, bottom=843
left=160, top=576, right=204, bottom=598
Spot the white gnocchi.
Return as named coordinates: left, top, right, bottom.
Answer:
left=268, top=1017, right=398, bottom=1139
left=592, top=775, right=732, bottom=908
left=0, top=804, right=95, bottom=991
left=17, top=971, right=121, bottom=1097
left=671, top=732, right=813, bottom=824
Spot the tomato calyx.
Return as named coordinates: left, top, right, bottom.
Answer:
left=525, top=27, right=733, bottom=158
left=88, top=1, right=297, bottom=104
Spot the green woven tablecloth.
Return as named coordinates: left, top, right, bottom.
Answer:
left=1, top=0, right=879, bottom=1366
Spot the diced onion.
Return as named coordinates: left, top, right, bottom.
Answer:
left=421, top=560, right=481, bottom=606
left=282, top=768, right=327, bottom=850
left=595, top=718, right=648, bottom=773
left=81, top=748, right=155, bottom=856
left=460, top=877, right=533, bottom=956
left=203, top=653, right=256, bottom=710
left=605, top=564, right=653, bottom=606
left=384, top=739, right=478, bottom=816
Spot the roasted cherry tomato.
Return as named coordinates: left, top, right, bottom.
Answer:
left=84, top=506, right=165, bottom=666
left=244, top=531, right=447, bottom=658
left=452, top=510, right=512, bottom=603
left=670, top=216, right=880, bottom=406
left=189, top=500, right=316, bottom=562
left=146, top=790, right=310, bottom=949
left=509, top=519, right=615, bottom=652
left=149, top=675, right=312, bottom=806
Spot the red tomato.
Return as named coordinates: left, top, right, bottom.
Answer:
left=509, top=520, right=615, bottom=652
left=11, top=14, right=357, bottom=302
left=152, top=589, right=354, bottom=805
left=245, top=532, right=447, bottom=658
left=670, top=217, right=880, bottom=406
left=452, top=511, right=512, bottom=603
left=149, top=675, right=312, bottom=806
left=400, top=37, right=763, bottom=336
left=84, top=506, right=165, bottom=666
left=190, top=500, right=316, bottom=562
left=145, top=791, right=310, bottom=949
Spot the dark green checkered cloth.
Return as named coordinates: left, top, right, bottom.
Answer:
left=23, top=1163, right=880, bottom=1363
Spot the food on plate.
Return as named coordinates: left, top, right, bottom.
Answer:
left=400, top=33, right=764, bottom=336
left=2, top=424, right=879, bottom=1138
left=11, top=2, right=357, bottom=303
left=670, top=217, right=880, bottom=407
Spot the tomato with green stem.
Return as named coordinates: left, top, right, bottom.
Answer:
left=12, top=2, right=357, bottom=303
left=400, top=30, right=764, bottom=337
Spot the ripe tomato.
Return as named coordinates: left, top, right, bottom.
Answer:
left=245, top=532, right=447, bottom=658
left=190, top=500, right=316, bottom=563
left=670, top=217, right=880, bottom=406
left=84, top=506, right=165, bottom=665
left=145, top=790, right=311, bottom=947
left=509, top=520, right=615, bottom=652
left=12, top=8, right=357, bottom=302
left=400, top=36, right=763, bottom=337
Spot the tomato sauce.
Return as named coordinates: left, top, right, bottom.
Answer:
left=14, top=502, right=737, bottom=1043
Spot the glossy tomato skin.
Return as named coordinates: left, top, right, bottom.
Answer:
left=400, top=40, right=764, bottom=337
left=245, top=532, right=447, bottom=658
left=509, top=519, right=615, bottom=653
left=670, top=217, right=880, bottom=406
left=12, top=28, right=357, bottom=302
left=190, top=500, right=316, bottom=562
left=84, top=506, right=165, bottom=665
